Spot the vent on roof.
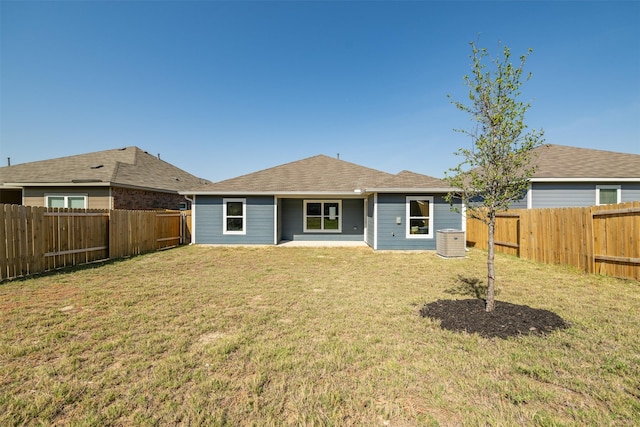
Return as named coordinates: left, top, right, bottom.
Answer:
left=90, top=164, right=104, bottom=169
left=173, top=177, right=180, bottom=181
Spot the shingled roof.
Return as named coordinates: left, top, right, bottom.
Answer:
left=0, top=146, right=211, bottom=192
left=367, top=170, right=454, bottom=192
left=183, top=154, right=453, bottom=194
left=531, top=144, right=640, bottom=180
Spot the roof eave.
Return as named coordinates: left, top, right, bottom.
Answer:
left=531, top=177, right=640, bottom=182
left=364, top=187, right=459, bottom=193
left=182, top=188, right=461, bottom=196
left=4, top=181, right=184, bottom=194
left=180, top=190, right=366, bottom=196
left=2, top=181, right=112, bottom=187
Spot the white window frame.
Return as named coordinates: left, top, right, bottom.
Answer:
left=45, top=194, right=87, bottom=209
left=223, top=198, right=246, bottom=235
left=303, top=200, right=342, bottom=233
left=595, top=185, right=621, bottom=205
left=406, top=196, right=434, bottom=239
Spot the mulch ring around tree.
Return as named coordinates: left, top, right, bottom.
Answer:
left=419, top=299, right=569, bottom=339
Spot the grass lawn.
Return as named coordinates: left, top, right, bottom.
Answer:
left=1, top=246, right=639, bottom=426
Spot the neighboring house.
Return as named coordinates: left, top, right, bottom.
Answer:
left=0, top=146, right=211, bottom=210
left=181, top=155, right=462, bottom=250
left=511, top=144, right=640, bottom=209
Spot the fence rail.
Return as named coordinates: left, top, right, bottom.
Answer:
left=466, top=201, right=640, bottom=281
left=0, top=205, right=191, bottom=281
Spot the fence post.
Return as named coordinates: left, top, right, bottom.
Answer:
left=585, top=206, right=594, bottom=275
left=0, top=205, right=7, bottom=280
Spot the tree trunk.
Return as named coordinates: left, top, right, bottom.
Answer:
left=486, top=216, right=496, bottom=312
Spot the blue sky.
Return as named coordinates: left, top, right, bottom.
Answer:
left=1, top=1, right=639, bottom=182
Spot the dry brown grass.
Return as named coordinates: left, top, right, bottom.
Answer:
left=1, top=246, right=639, bottom=426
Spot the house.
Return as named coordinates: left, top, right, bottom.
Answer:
left=513, top=144, right=640, bottom=209
left=181, top=155, right=463, bottom=250
left=0, top=146, right=211, bottom=210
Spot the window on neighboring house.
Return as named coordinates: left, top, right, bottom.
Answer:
left=596, top=186, right=621, bottom=205
left=304, top=200, right=342, bottom=232
left=45, top=195, right=87, bottom=208
left=406, top=196, right=434, bottom=238
left=223, top=198, right=246, bottom=234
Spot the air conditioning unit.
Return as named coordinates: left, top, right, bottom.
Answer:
left=436, top=229, right=465, bottom=258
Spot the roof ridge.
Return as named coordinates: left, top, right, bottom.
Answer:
left=213, top=154, right=357, bottom=184
left=1, top=145, right=209, bottom=191
left=227, top=155, right=320, bottom=180
left=186, top=154, right=451, bottom=193
left=110, top=160, right=121, bottom=182
left=108, top=146, right=139, bottom=182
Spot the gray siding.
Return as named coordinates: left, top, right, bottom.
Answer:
left=194, top=195, right=274, bottom=244
left=531, top=183, right=596, bottom=208
left=375, top=193, right=463, bottom=250
left=510, top=195, right=528, bottom=210
left=280, top=198, right=364, bottom=241
left=531, top=182, right=640, bottom=208
left=280, top=199, right=303, bottom=241
left=621, top=183, right=640, bottom=202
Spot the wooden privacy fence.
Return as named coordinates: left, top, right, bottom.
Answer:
left=466, top=201, right=640, bottom=281
left=0, top=205, right=192, bottom=281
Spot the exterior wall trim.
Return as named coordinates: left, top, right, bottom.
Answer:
left=302, top=200, right=342, bottom=233
left=595, top=185, right=621, bottom=205
left=405, top=196, right=434, bottom=239
left=191, top=195, right=197, bottom=244
left=44, top=193, right=88, bottom=208
left=373, top=193, right=378, bottom=250
left=222, top=198, right=247, bottom=235
left=273, top=196, right=278, bottom=245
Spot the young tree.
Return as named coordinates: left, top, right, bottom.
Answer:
left=445, top=41, right=544, bottom=312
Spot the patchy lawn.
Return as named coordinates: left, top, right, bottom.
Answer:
left=1, top=246, right=639, bottom=426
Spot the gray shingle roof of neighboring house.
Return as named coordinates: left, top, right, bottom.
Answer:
left=183, top=154, right=454, bottom=195
left=531, top=144, right=640, bottom=180
left=0, top=146, right=211, bottom=192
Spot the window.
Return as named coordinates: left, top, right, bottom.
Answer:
left=406, top=196, right=434, bottom=238
left=223, top=198, right=246, bottom=234
left=45, top=195, right=87, bottom=208
left=303, top=200, right=341, bottom=232
left=596, top=185, right=621, bottom=205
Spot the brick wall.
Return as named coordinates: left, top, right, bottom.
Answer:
left=112, top=187, right=189, bottom=210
